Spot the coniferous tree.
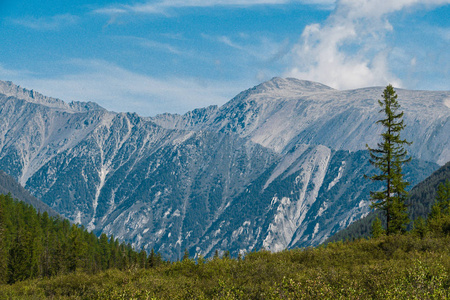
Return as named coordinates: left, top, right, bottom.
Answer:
left=366, top=84, right=411, bottom=235
left=430, top=180, right=450, bottom=217
left=427, top=179, right=450, bottom=233
left=99, top=233, right=111, bottom=270
left=182, top=248, right=190, bottom=261
left=147, top=248, right=156, bottom=268
left=371, top=216, right=385, bottom=238
left=138, top=249, right=147, bottom=269
left=0, top=193, right=152, bottom=283
left=154, top=252, right=163, bottom=267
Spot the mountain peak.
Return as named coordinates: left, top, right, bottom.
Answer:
left=0, top=80, right=103, bottom=113
left=251, top=77, right=335, bottom=95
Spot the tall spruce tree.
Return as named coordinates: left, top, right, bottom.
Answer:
left=367, top=84, right=411, bottom=235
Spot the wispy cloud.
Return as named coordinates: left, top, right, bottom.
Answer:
left=202, top=33, right=291, bottom=63
left=94, top=0, right=335, bottom=15
left=201, top=34, right=245, bottom=51
left=0, top=60, right=249, bottom=116
left=114, top=36, right=186, bottom=55
left=285, top=0, right=450, bottom=89
left=10, top=14, right=78, bottom=31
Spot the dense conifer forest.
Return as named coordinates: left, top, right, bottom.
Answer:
left=1, top=228, right=450, bottom=298
left=0, top=194, right=162, bottom=285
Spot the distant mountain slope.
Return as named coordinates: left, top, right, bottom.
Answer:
left=151, top=77, right=450, bottom=164
left=0, top=170, right=58, bottom=217
left=0, top=80, right=102, bottom=112
left=0, top=79, right=445, bottom=259
left=325, top=160, right=450, bottom=243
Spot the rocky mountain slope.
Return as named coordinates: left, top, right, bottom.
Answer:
left=0, top=170, right=58, bottom=217
left=151, top=77, right=450, bottom=165
left=0, top=78, right=447, bottom=259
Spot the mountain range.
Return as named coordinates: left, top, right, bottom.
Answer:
left=0, top=78, right=448, bottom=259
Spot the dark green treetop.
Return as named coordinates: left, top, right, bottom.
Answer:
left=427, top=179, right=450, bottom=233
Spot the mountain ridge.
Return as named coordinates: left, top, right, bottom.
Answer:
left=151, top=78, right=450, bottom=164
left=0, top=80, right=104, bottom=113
left=0, top=78, right=445, bottom=259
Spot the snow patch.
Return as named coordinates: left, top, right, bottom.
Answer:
left=312, top=223, right=320, bottom=239
left=88, top=165, right=109, bottom=231
left=231, top=227, right=244, bottom=240
left=444, top=98, right=450, bottom=109
left=163, top=208, right=172, bottom=218
left=327, top=161, right=346, bottom=190
left=317, top=201, right=328, bottom=217
left=263, top=145, right=331, bottom=251
left=75, top=211, right=81, bottom=224
left=172, top=131, right=194, bottom=145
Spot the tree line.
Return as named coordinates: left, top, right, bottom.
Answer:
left=0, top=193, right=164, bottom=284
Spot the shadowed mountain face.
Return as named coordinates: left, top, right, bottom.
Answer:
left=0, top=170, right=58, bottom=217
left=0, top=78, right=446, bottom=259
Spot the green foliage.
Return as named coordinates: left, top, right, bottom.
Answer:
left=411, top=216, right=428, bottom=238
left=182, top=248, right=190, bottom=261
left=371, top=216, right=385, bottom=238
left=0, top=198, right=7, bottom=284
left=367, top=84, right=411, bottom=235
left=426, top=179, right=450, bottom=235
left=0, top=194, right=156, bottom=284
left=2, top=234, right=450, bottom=299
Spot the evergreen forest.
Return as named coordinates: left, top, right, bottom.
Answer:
left=0, top=194, right=162, bottom=285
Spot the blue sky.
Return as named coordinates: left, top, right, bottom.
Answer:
left=0, top=0, right=449, bottom=116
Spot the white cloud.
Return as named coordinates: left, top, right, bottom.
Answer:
left=0, top=60, right=249, bottom=116
left=202, top=33, right=291, bottom=64
left=115, top=36, right=186, bottom=55
left=94, top=0, right=335, bottom=15
left=285, top=0, right=450, bottom=89
left=10, top=14, right=78, bottom=31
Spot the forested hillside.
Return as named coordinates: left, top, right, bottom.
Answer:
left=326, top=160, right=450, bottom=243
left=0, top=194, right=161, bottom=284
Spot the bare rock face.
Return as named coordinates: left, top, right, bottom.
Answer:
left=0, top=79, right=446, bottom=259
left=152, top=77, right=450, bottom=165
